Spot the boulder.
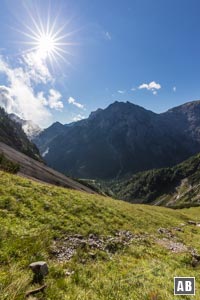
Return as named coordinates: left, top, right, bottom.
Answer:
left=29, top=261, right=48, bottom=283
left=188, top=220, right=196, bottom=225
left=29, top=261, right=49, bottom=276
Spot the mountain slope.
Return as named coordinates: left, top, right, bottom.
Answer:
left=1, top=170, right=200, bottom=299
left=9, top=113, right=42, bottom=140
left=0, top=107, right=42, bottom=161
left=34, top=121, right=66, bottom=157
left=0, top=142, right=95, bottom=194
left=104, top=151, right=200, bottom=207
left=163, top=100, right=200, bottom=144
left=34, top=101, right=200, bottom=179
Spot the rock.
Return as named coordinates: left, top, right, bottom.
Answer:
left=29, top=261, right=49, bottom=276
left=29, top=261, right=48, bottom=283
left=158, top=228, right=165, bottom=234
left=89, top=252, right=97, bottom=259
left=188, top=220, right=197, bottom=225
left=173, top=227, right=183, bottom=232
left=191, top=257, right=199, bottom=267
left=157, top=228, right=174, bottom=238
left=65, top=270, right=75, bottom=276
left=156, top=238, right=188, bottom=253
left=193, top=254, right=200, bottom=261
left=88, top=233, right=98, bottom=239
left=73, top=234, right=83, bottom=239
left=52, top=230, right=137, bottom=262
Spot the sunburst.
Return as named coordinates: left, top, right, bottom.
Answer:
left=16, top=10, right=77, bottom=66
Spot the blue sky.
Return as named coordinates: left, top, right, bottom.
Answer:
left=0, top=0, right=200, bottom=127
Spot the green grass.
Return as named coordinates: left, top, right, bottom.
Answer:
left=1, top=170, right=200, bottom=299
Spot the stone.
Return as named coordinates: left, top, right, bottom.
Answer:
left=173, top=227, right=183, bottom=232
left=89, top=252, right=97, bottom=259
left=191, top=257, right=199, bottom=267
left=192, top=253, right=200, bottom=261
left=52, top=231, right=137, bottom=262
left=157, top=228, right=174, bottom=238
left=188, top=220, right=196, bottom=225
left=65, top=270, right=75, bottom=276
left=29, top=261, right=49, bottom=276
left=29, top=261, right=48, bottom=284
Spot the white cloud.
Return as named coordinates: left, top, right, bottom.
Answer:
left=0, top=54, right=65, bottom=127
left=0, top=85, right=16, bottom=112
left=131, top=87, right=136, bottom=91
left=48, top=89, right=63, bottom=110
left=0, top=57, right=52, bottom=126
left=118, top=90, right=125, bottom=94
left=23, top=51, right=52, bottom=84
left=104, top=31, right=112, bottom=40
left=173, top=86, right=176, bottom=92
left=138, top=81, right=161, bottom=95
left=72, top=114, right=85, bottom=122
left=37, top=91, right=48, bottom=106
left=68, top=96, right=84, bottom=109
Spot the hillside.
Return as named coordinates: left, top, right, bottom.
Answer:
left=34, top=100, right=200, bottom=179
left=102, top=152, right=200, bottom=207
left=0, top=142, right=95, bottom=194
left=0, top=107, right=42, bottom=162
left=1, top=171, right=200, bottom=299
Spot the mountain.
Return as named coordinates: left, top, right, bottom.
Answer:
left=9, top=113, right=42, bottom=140
left=162, top=100, right=200, bottom=145
left=2, top=169, right=200, bottom=299
left=0, top=107, right=42, bottom=162
left=99, top=151, right=200, bottom=207
left=34, top=121, right=66, bottom=157
left=34, top=100, right=200, bottom=179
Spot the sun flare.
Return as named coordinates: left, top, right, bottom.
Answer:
left=37, top=34, right=56, bottom=58
left=18, top=12, right=76, bottom=65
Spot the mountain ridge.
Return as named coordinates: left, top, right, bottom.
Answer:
left=9, top=113, right=42, bottom=140
left=0, top=107, right=43, bottom=162
left=34, top=100, right=200, bottom=179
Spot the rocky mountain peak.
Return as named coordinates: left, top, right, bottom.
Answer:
left=9, top=113, right=42, bottom=140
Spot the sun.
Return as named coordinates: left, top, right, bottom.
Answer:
left=17, top=11, right=76, bottom=65
left=37, top=34, right=56, bottom=58
left=25, top=22, right=69, bottom=62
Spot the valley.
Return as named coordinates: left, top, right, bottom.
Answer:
left=88, top=151, right=200, bottom=207
left=1, top=99, right=200, bottom=300
left=1, top=2, right=200, bottom=299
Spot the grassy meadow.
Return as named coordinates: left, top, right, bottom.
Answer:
left=0, top=170, right=200, bottom=300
